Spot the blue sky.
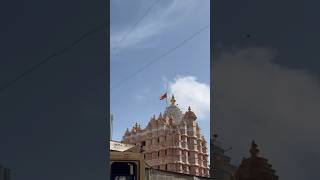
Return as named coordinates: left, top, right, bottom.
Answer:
left=110, top=0, right=210, bottom=145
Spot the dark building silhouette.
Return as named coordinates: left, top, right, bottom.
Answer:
left=0, top=165, right=10, bottom=180
left=232, top=141, right=278, bottom=180
left=212, top=135, right=237, bottom=180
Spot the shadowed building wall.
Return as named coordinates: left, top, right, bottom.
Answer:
left=212, top=135, right=237, bottom=180
left=0, top=165, right=10, bottom=180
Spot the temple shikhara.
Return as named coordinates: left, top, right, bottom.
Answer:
left=232, top=141, right=279, bottom=180
left=122, top=95, right=210, bottom=177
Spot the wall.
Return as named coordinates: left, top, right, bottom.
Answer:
left=0, top=166, right=10, bottom=180
left=145, top=168, right=212, bottom=180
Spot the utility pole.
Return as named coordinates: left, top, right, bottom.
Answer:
left=110, top=113, right=113, bottom=140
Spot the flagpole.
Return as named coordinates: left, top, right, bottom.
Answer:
left=166, top=82, right=169, bottom=108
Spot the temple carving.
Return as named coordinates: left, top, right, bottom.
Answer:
left=122, top=95, right=210, bottom=177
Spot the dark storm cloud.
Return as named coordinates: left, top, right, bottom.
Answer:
left=213, top=47, right=320, bottom=180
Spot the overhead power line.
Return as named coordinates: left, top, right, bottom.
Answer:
left=111, top=0, right=161, bottom=56
left=111, top=24, right=210, bottom=91
left=0, top=24, right=107, bottom=94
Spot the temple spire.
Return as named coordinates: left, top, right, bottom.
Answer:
left=250, top=140, right=259, bottom=157
left=233, top=140, right=279, bottom=180
left=170, top=95, right=176, bottom=105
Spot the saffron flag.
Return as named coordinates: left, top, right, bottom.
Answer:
left=160, top=92, right=167, bottom=100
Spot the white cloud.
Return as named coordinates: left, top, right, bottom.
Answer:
left=110, top=0, right=204, bottom=54
left=169, top=76, right=210, bottom=120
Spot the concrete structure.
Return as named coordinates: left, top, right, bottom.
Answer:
left=212, top=135, right=237, bottom=180
left=0, top=165, right=10, bottom=180
left=122, top=95, right=209, bottom=177
left=110, top=140, right=145, bottom=180
left=232, top=141, right=278, bottom=180
left=110, top=140, right=210, bottom=180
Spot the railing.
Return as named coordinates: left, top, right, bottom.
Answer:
left=181, top=142, right=187, bottom=148
left=142, top=146, right=148, bottom=151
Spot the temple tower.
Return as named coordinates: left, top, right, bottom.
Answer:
left=122, top=95, right=209, bottom=177
left=232, top=141, right=279, bottom=180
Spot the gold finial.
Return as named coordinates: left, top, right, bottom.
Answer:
left=133, top=122, right=138, bottom=131
left=170, top=95, right=176, bottom=105
left=250, top=140, right=259, bottom=157
left=135, top=122, right=138, bottom=128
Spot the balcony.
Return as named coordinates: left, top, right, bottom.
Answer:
left=142, top=146, right=148, bottom=151
left=181, top=142, right=187, bottom=149
left=160, top=158, right=166, bottom=164
left=202, top=147, right=207, bottom=153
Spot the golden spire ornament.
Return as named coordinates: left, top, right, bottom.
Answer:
left=170, top=95, right=176, bottom=105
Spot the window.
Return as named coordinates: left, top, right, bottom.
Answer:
left=141, top=141, right=146, bottom=146
left=111, top=162, right=138, bottom=180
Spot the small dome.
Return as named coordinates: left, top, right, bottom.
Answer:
left=184, top=106, right=197, bottom=120
left=164, top=95, right=183, bottom=124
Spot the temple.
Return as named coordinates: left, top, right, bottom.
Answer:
left=122, top=95, right=210, bottom=177
left=232, top=141, right=279, bottom=180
